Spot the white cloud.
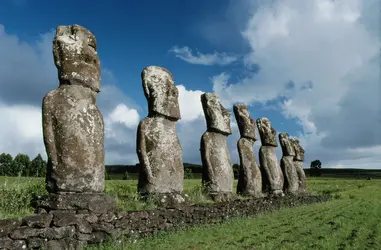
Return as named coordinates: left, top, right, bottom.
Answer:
left=169, top=46, right=238, bottom=66
left=0, top=103, right=44, bottom=158
left=0, top=25, right=141, bottom=165
left=106, top=104, right=139, bottom=129
left=211, top=0, right=381, bottom=168
left=176, top=85, right=204, bottom=123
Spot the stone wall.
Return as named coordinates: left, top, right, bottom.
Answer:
left=0, top=194, right=330, bottom=250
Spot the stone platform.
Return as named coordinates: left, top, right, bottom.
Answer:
left=0, top=194, right=330, bottom=249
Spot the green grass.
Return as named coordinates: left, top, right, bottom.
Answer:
left=0, top=177, right=219, bottom=219
left=90, top=178, right=381, bottom=250
left=1, top=177, right=380, bottom=249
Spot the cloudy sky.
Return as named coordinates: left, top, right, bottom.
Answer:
left=0, top=0, right=380, bottom=169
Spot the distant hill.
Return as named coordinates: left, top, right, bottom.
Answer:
left=106, top=164, right=381, bottom=180
left=304, top=168, right=381, bottom=179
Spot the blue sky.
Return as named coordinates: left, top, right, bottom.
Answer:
left=0, top=0, right=296, bottom=131
left=0, top=0, right=240, bottom=93
left=0, top=0, right=380, bottom=168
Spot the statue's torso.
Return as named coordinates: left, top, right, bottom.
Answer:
left=259, top=146, right=284, bottom=191
left=44, top=86, right=104, bottom=192
left=201, top=131, right=233, bottom=193
left=138, top=116, right=183, bottom=193
left=237, top=138, right=262, bottom=193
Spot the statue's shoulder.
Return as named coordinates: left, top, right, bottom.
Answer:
left=42, top=89, right=61, bottom=113
left=201, top=131, right=211, bottom=140
left=43, top=88, right=60, bottom=103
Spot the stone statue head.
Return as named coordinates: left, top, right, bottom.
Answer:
left=290, top=138, right=305, bottom=161
left=256, top=117, right=278, bottom=147
left=279, top=133, right=296, bottom=156
left=141, top=66, right=181, bottom=120
left=53, top=24, right=101, bottom=92
left=233, top=103, right=256, bottom=141
left=201, top=93, right=232, bottom=135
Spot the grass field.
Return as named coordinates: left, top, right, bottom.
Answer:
left=0, top=177, right=380, bottom=249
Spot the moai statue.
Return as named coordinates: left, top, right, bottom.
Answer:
left=200, top=93, right=234, bottom=201
left=279, top=133, right=299, bottom=194
left=291, top=138, right=307, bottom=193
left=233, top=104, right=263, bottom=197
left=37, top=24, right=115, bottom=213
left=257, top=117, right=284, bottom=196
left=43, top=24, right=104, bottom=193
left=136, top=66, right=185, bottom=205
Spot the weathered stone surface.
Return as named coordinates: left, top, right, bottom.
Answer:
left=53, top=24, right=101, bottom=92
left=43, top=24, right=104, bottom=193
left=92, top=223, right=114, bottom=234
left=32, top=193, right=116, bottom=214
left=77, top=220, right=92, bottom=234
left=53, top=213, right=82, bottom=227
left=88, top=231, right=108, bottom=244
left=294, top=161, right=307, bottom=193
left=44, top=226, right=76, bottom=240
left=137, top=117, right=183, bottom=194
left=257, top=117, right=278, bottom=147
left=280, top=156, right=299, bottom=194
left=147, top=193, right=188, bottom=209
left=292, top=138, right=305, bottom=161
left=201, top=93, right=232, bottom=135
left=22, top=213, right=53, bottom=228
left=75, top=232, right=93, bottom=241
left=27, top=237, right=46, bottom=248
left=279, top=133, right=299, bottom=194
left=259, top=146, right=284, bottom=195
left=279, top=133, right=295, bottom=156
left=291, top=138, right=307, bottom=193
left=98, top=212, right=117, bottom=223
left=10, top=227, right=44, bottom=239
left=236, top=138, right=263, bottom=197
left=44, top=240, right=66, bottom=250
left=257, top=118, right=284, bottom=196
left=0, top=237, right=26, bottom=250
left=141, top=66, right=181, bottom=120
left=0, top=194, right=329, bottom=249
left=200, top=93, right=233, bottom=198
left=233, top=104, right=256, bottom=140
left=0, top=219, right=21, bottom=237
left=44, top=238, right=85, bottom=250
left=84, top=214, right=98, bottom=224
left=137, top=66, right=184, bottom=199
left=233, top=104, right=262, bottom=197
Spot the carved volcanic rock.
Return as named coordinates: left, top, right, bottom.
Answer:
left=291, top=138, right=307, bottom=193
left=43, top=24, right=104, bottom=193
left=279, top=133, right=299, bottom=194
left=233, top=104, right=255, bottom=140
left=200, top=93, right=234, bottom=200
left=201, top=93, right=232, bottom=135
left=137, top=66, right=184, bottom=199
left=257, top=118, right=284, bottom=196
left=233, top=104, right=262, bottom=197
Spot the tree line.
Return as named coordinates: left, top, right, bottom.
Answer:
left=0, top=152, right=318, bottom=179
left=0, top=153, right=47, bottom=177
